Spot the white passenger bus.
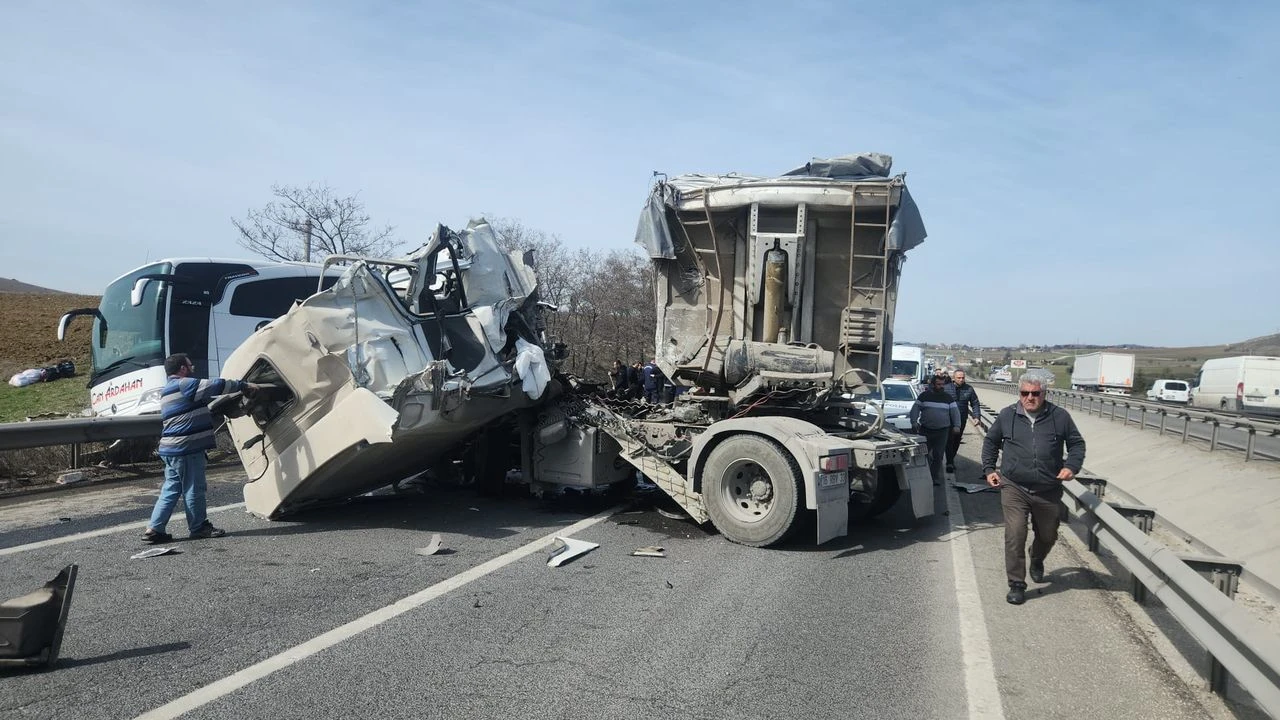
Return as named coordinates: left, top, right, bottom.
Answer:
left=58, top=258, right=339, bottom=416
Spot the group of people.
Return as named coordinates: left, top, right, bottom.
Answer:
left=909, top=367, right=1087, bottom=606
left=609, top=358, right=667, bottom=403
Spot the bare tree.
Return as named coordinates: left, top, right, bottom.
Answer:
left=482, top=215, right=657, bottom=381
left=233, top=184, right=398, bottom=262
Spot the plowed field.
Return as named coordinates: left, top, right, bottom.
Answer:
left=0, top=292, right=99, bottom=378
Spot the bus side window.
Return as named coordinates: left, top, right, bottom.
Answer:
left=230, top=278, right=327, bottom=318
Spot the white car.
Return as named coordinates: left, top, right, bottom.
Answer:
left=1147, top=379, right=1190, bottom=403
left=865, top=379, right=919, bottom=431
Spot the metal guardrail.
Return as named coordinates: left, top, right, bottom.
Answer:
left=1067, top=476, right=1280, bottom=712
left=0, top=416, right=161, bottom=468
left=975, top=381, right=1280, bottom=461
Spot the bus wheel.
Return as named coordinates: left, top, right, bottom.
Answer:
left=702, top=436, right=801, bottom=547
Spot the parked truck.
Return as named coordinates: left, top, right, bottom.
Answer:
left=1070, top=352, right=1135, bottom=396
left=216, top=153, right=935, bottom=547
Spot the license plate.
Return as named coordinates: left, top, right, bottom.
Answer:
left=818, top=472, right=846, bottom=488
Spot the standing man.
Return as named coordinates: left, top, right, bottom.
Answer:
left=642, top=358, right=665, bottom=404
left=629, top=361, right=644, bottom=401
left=944, top=369, right=983, bottom=473
left=981, top=376, right=1086, bottom=605
left=609, top=359, right=630, bottom=399
left=142, top=353, right=258, bottom=543
left=908, top=374, right=961, bottom=486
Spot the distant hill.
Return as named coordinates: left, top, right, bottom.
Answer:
left=0, top=278, right=66, bottom=293
left=1225, top=333, right=1280, bottom=356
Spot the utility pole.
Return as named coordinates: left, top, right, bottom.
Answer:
left=302, top=218, right=313, bottom=263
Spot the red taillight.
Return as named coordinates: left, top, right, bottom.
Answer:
left=820, top=453, right=849, bottom=472
left=1237, top=382, right=1244, bottom=400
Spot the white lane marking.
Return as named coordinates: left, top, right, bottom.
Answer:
left=133, top=506, right=619, bottom=720
left=944, top=485, right=1007, bottom=720
left=0, top=503, right=245, bottom=556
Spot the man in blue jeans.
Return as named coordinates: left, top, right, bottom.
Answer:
left=143, top=353, right=258, bottom=543
left=909, top=374, right=961, bottom=486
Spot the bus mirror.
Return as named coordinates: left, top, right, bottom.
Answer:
left=57, top=309, right=108, bottom=347
left=131, top=278, right=150, bottom=307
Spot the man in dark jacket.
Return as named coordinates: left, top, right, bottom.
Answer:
left=982, top=377, right=1086, bottom=605
left=143, top=353, right=259, bottom=544
left=908, top=374, right=961, bottom=486
left=944, top=369, right=983, bottom=473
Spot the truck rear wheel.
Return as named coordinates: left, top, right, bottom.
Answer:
left=851, top=466, right=901, bottom=521
left=701, top=436, right=801, bottom=547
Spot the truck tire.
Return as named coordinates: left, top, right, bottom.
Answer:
left=701, top=435, right=801, bottom=547
left=851, top=466, right=901, bottom=521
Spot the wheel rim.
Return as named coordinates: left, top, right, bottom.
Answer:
left=716, top=457, right=776, bottom=524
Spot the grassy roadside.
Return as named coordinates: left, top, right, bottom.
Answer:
left=0, top=379, right=91, bottom=423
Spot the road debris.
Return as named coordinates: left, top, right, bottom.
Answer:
left=950, top=482, right=998, bottom=494
left=414, top=533, right=444, bottom=556
left=655, top=507, right=687, bottom=520
left=632, top=546, right=666, bottom=558
left=130, top=547, right=181, bottom=560
left=547, top=536, right=599, bottom=567
left=55, top=472, right=85, bottom=486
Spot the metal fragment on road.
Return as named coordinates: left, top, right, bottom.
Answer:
left=414, top=533, right=444, bottom=556
left=130, top=547, right=181, bottom=560
left=632, top=546, right=666, bottom=558
left=655, top=507, right=686, bottom=520
left=547, top=536, right=599, bottom=567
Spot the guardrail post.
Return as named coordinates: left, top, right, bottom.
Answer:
left=1139, top=404, right=1147, bottom=430
left=1181, top=415, right=1191, bottom=444
left=1210, top=420, right=1220, bottom=452
left=1178, top=555, right=1245, bottom=698
left=1245, top=428, right=1256, bottom=462
left=1123, top=402, right=1131, bottom=427
left=1109, top=502, right=1157, bottom=604
left=1158, top=409, right=1167, bottom=437
left=1110, top=401, right=1117, bottom=421
left=69, top=442, right=81, bottom=470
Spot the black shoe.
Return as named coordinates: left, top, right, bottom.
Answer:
left=1006, top=583, right=1027, bottom=605
left=1029, top=559, right=1045, bottom=583
left=142, top=529, right=173, bottom=544
left=945, top=464, right=955, bottom=473
left=189, top=522, right=226, bottom=539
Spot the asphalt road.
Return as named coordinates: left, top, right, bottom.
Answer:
left=0, top=443, right=1233, bottom=720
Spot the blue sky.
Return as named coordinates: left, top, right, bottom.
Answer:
left=2, top=1, right=1277, bottom=347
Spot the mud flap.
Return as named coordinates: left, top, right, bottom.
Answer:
left=815, top=470, right=849, bottom=544
left=0, top=564, right=78, bottom=668
left=905, top=456, right=935, bottom=519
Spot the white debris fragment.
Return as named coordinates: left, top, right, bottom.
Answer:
left=56, top=471, right=85, bottom=485
left=632, top=546, right=666, bottom=558
left=130, top=547, right=181, bottom=560
left=547, top=536, right=599, bottom=567
left=414, top=533, right=444, bottom=556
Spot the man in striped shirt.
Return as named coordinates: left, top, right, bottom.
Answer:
left=142, top=353, right=259, bottom=543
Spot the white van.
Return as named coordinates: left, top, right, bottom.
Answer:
left=890, top=345, right=926, bottom=387
left=1190, top=356, right=1280, bottom=416
left=1147, top=379, right=1190, bottom=403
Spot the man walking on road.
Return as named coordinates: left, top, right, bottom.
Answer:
left=945, top=370, right=983, bottom=473
left=909, top=374, right=961, bottom=486
left=143, top=353, right=258, bottom=544
left=981, top=376, right=1086, bottom=605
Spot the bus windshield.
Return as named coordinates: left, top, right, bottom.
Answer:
left=91, top=262, right=171, bottom=383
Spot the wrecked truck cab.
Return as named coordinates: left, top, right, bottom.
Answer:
left=218, top=220, right=556, bottom=518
